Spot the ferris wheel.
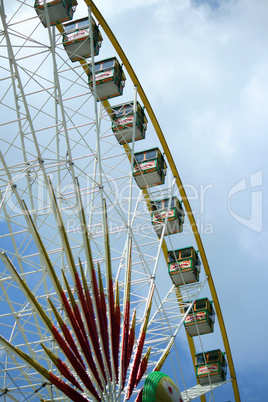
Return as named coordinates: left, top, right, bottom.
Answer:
left=0, top=1, right=240, bottom=401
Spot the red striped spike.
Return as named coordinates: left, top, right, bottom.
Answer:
left=61, top=270, right=103, bottom=390
left=48, top=298, right=85, bottom=368
left=80, top=265, right=109, bottom=381
left=50, top=323, right=100, bottom=399
left=77, top=259, right=107, bottom=383
left=115, top=281, right=121, bottom=329
left=41, top=343, right=84, bottom=392
left=105, top=274, right=118, bottom=384
left=48, top=372, right=93, bottom=402
left=48, top=180, right=103, bottom=387
left=96, top=263, right=112, bottom=378
left=121, top=300, right=130, bottom=388
left=44, top=315, right=97, bottom=395
left=134, top=341, right=173, bottom=402
left=97, top=264, right=108, bottom=336
left=76, top=178, right=108, bottom=378
left=121, top=238, right=132, bottom=388
left=135, top=388, right=143, bottom=402
left=21, top=196, right=103, bottom=385
left=126, top=332, right=145, bottom=400
left=0, top=263, right=93, bottom=391
left=98, top=266, right=118, bottom=382
left=127, top=285, right=155, bottom=400
left=103, top=199, right=117, bottom=382
left=62, top=269, right=90, bottom=345
left=135, top=347, right=152, bottom=387
left=115, top=281, right=121, bottom=374
left=19, top=201, right=95, bottom=374
left=79, top=260, right=96, bottom=328
left=80, top=261, right=100, bottom=338
left=109, top=278, right=117, bottom=383
left=76, top=181, right=112, bottom=383
left=1, top=253, right=86, bottom=374
left=91, top=263, right=107, bottom=346
left=126, top=309, right=136, bottom=373
left=76, top=183, right=109, bottom=369
left=134, top=342, right=174, bottom=401
left=2, top=229, right=79, bottom=364
left=77, top=184, right=112, bottom=383
left=0, top=336, right=95, bottom=402
left=0, top=252, right=101, bottom=398
left=59, top=275, right=101, bottom=390
left=114, top=281, right=121, bottom=382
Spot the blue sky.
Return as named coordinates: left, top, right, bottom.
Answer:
left=1, top=0, right=267, bottom=401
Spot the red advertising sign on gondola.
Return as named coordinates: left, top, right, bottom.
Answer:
left=185, top=311, right=206, bottom=323
left=169, top=259, right=191, bottom=272
left=197, top=363, right=218, bottom=375
left=134, top=160, right=156, bottom=172
left=95, top=70, right=113, bottom=81
left=114, top=115, right=134, bottom=126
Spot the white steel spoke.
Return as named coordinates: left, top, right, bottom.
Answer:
left=0, top=1, right=239, bottom=401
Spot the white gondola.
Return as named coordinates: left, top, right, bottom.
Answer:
left=62, top=17, right=102, bottom=62
left=35, top=0, right=77, bottom=27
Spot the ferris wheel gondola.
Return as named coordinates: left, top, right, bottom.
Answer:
left=0, top=1, right=240, bottom=401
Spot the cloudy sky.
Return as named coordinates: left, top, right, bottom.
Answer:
left=86, top=0, right=267, bottom=400
left=1, top=0, right=267, bottom=401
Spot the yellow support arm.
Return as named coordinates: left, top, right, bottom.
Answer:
left=81, top=2, right=240, bottom=400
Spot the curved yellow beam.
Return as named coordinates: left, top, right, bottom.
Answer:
left=83, top=2, right=240, bottom=401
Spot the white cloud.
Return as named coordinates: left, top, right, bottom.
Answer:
left=242, top=64, right=268, bottom=115
left=1, top=1, right=267, bottom=400
left=108, top=1, right=268, bottom=399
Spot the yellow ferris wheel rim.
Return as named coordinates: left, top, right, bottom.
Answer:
left=84, top=1, right=240, bottom=400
